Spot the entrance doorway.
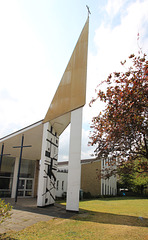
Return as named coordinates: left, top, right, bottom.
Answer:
left=18, top=178, right=34, bottom=197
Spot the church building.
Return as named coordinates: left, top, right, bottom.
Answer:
left=0, top=16, right=117, bottom=212
left=0, top=16, right=89, bottom=212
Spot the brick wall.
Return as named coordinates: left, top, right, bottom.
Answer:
left=81, top=160, right=101, bottom=196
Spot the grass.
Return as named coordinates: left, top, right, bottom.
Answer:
left=1, top=197, right=148, bottom=240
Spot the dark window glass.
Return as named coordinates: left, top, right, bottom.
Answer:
left=62, top=181, right=64, bottom=190
left=0, top=191, right=11, bottom=198
left=25, top=191, right=32, bottom=196
left=0, top=156, right=15, bottom=176
left=18, top=191, right=24, bottom=196
left=51, top=126, right=53, bottom=133
left=0, top=178, right=12, bottom=189
left=57, top=180, right=59, bottom=190
left=20, top=159, right=35, bottom=178
left=18, top=179, right=25, bottom=189
left=26, top=180, right=33, bottom=190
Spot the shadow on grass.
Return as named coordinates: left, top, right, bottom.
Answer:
left=0, top=233, right=17, bottom=240
left=1, top=197, right=148, bottom=232
left=76, top=208, right=148, bottom=228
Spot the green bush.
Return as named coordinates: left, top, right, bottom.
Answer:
left=83, top=191, right=92, bottom=199
left=0, top=199, right=12, bottom=223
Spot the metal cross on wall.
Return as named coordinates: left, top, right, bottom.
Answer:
left=0, top=143, right=11, bottom=171
left=13, top=135, right=32, bottom=202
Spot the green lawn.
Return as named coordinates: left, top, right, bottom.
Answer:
left=1, top=197, right=148, bottom=240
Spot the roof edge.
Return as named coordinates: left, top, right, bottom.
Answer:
left=0, top=119, right=43, bottom=142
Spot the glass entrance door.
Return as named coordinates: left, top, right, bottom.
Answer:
left=18, top=178, right=34, bottom=197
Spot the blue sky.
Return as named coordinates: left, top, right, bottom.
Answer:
left=0, top=0, right=148, bottom=161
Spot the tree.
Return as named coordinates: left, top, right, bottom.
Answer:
left=89, top=52, right=148, bottom=176
left=118, top=158, right=148, bottom=195
left=0, top=199, right=12, bottom=223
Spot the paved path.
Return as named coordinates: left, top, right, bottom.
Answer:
left=0, top=198, right=74, bottom=234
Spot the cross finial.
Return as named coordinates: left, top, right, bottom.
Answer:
left=86, top=5, right=91, bottom=16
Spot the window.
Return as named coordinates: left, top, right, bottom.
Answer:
left=51, top=126, right=53, bottom=133
left=0, top=156, right=15, bottom=198
left=20, top=159, right=35, bottom=178
left=102, top=183, right=104, bottom=195
left=56, top=180, right=59, bottom=190
left=62, top=181, right=64, bottom=190
left=18, top=178, right=33, bottom=197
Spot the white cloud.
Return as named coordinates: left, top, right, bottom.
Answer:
left=106, top=0, right=127, bottom=17
left=58, top=126, right=70, bottom=161
left=82, top=0, right=148, bottom=159
left=1, top=0, right=148, bottom=161
left=89, top=0, right=148, bottom=101
left=81, top=128, right=96, bottom=159
left=58, top=0, right=148, bottom=162
left=58, top=125, right=96, bottom=161
left=0, top=1, right=58, bottom=137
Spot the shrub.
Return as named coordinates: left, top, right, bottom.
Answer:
left=0, top=198, right=12, bottom=223
left=83, top=192, right=92, bottom=199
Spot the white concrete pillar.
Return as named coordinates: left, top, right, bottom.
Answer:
left=66, top=108, right=83, bottom=212
left=11, top=157, right=19, bottom=198
left=37, top=122, right=59, bottom=207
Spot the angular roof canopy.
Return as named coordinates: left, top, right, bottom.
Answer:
left=44, top=17, right=89, bottom=135
left=0, top=17, right=89, bottom=160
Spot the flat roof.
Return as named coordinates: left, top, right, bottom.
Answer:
left=58, top=158, right=101, bottom=165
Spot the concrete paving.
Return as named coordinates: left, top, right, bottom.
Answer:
left=0, top=198, right=75, bottom=234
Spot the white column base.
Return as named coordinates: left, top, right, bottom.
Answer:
left=66, top=108, right=83, bottom=212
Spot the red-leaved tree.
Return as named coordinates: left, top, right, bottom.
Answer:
left=89, top=53, right=148, bottom=177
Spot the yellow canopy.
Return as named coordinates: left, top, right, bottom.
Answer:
left=43, top=17, right=89, bottom=135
